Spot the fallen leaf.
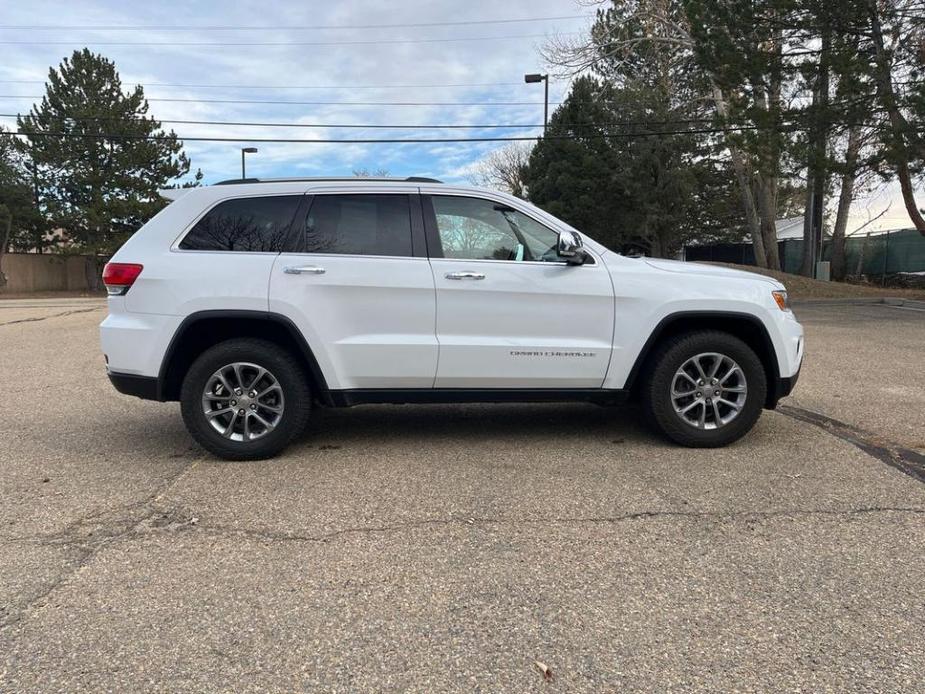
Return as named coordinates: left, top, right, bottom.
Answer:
left=534, top=660, right=553, bottom=681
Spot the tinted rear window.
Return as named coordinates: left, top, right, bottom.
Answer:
left=301, top=194, right=413, bottom=257
left=179, top=195, right=301, bottom=252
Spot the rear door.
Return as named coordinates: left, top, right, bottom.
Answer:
left=270, top=191, right=437, bottom=390
left=425, top=193, right=615, bottom=389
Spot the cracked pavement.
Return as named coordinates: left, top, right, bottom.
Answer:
left=0, top=298, right=923, bottom=692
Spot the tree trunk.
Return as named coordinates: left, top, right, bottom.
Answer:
left=711, top=85, right=767, bottom=267
left=731, top=149, right=768, bottom=267
left=741, top=24, right=784, bottom=273
left=868, top=0, right=925, bottom=235
left=84, top=255, right=101, bottom=292
left=830, top=125, right=862, bottom=281
left=760, top=29, right=784, bottom=273
left=855, top=231, right=870, bottom=277
left=0, top=206, right=11, bottom=289
left=800, top=189, right=814, bottom=276
left=755, top=175, right=781, bottom=271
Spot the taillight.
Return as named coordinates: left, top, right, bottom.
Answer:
left=102, top=263, right=143, bottom=296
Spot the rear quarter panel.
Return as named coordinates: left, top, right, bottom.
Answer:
left=108, top=187, right=311, bottom=317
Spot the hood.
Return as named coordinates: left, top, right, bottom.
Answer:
left=643, top=258, right=784, bottom=288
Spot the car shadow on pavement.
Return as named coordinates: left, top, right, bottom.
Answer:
left=108, top=403, right=655, bottom=463
left=302, top=402, right=649, bottom=447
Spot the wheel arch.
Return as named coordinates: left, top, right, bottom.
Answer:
left=158, top=310, right=330, bottom=403
left=624, top=311, right=781, bottom=408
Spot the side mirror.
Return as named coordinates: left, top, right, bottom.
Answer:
left=557, top=230, right=588, bottom=265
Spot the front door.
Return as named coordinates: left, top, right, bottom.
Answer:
left=271, top=192, right=437, bottom=390
left=425, top=194, right=614, bottom=389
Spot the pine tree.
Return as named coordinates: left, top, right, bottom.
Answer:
left=0, top=127, right=44, bottom=287
left=17, top=49, right=192, bottom=265
left=523, top=77, right=626, bottom=250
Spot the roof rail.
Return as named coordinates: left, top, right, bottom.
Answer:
left=214, top=176, right=443, bottom=186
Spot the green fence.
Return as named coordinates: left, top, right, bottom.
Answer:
left=777, top=228, right=925, bottom=276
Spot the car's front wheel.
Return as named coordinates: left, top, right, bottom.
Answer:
left=180, top=338, right=311, bottom=460
left=641, top=330, right=767, bottom=447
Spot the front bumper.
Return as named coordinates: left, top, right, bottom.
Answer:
left=767, top=342, right=802, bottom=408
left=771, top=363, right=801, bottom=405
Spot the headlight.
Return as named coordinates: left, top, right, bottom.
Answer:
left=771, top=290, right=790, bottom=311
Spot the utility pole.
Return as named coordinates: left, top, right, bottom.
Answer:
left=812, top=24, right=831, bottom=278
left=802, top=19, right=831, bottom=278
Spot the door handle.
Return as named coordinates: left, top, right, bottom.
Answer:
left=445, top=271, right=486, bottom=280
left=284, top=265, right=326, bottom=275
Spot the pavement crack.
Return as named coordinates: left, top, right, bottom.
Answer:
left=2, top=485, right=921, bottom=629
left=184, top=506, right=925, bottom=546
left=0, top=457, right=203, bottom=631
left=0, top=307, right=100, bottom=327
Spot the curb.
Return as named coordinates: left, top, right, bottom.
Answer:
left=791, top=297, right=925, bottom=309
left=880, top=297, right=925, bottom=310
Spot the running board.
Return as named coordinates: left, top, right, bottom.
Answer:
left=325, top=388, right=629, bottom=408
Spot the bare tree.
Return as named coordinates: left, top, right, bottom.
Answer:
left=353, top=168, right=391, bottom=177
left=851, top=204, right=892, bottom=276
left=466, top=143, right=532, bottom=198
left=866, top=0, right=925, bottom=236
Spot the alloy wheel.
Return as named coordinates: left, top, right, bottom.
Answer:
left=201, top=362, right=285, bottom=441
left=670, top=352, right=748, bottom=430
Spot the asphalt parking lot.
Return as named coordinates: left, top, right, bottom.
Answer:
left=1, top=298, right=923, bottom=692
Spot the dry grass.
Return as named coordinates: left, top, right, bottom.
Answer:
left=709, top=263, right=925, bottom=300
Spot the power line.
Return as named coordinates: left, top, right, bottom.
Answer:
left=11, top=121, right=916, bottom=144
left=0, top=79, right=534, bottom=90
left=0, top=95, right=557, bottom=107
left=0, top=113, right=745, bottom=130
left=5, top=124, right=803, bottom=145
left=0, top=114, right=545, bottom=130
left=0, top=32, right=577, bottom=47
left=0, top=15, right=588, bottom=31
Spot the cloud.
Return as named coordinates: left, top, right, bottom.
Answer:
left=0, top=0, right=583, bottom=183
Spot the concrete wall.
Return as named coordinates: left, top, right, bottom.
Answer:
left=0, top=253, right=103, bottom=293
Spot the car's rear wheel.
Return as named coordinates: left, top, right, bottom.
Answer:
left=180, top=338, right=311, bottom=460
left=641, top=330, right=767, bottom=447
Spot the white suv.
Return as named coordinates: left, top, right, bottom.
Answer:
left=100, top=177, right=803, bottom=460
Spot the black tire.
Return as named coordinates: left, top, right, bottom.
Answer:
left=180, top=338, right=311, bottom=460
left=641, top=330, right=767, bottom=448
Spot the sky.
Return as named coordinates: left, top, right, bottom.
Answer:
left=0, top=0, right=589, bottom=185
left=0, top=0, right=919, bottom=235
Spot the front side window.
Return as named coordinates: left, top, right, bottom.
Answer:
left=302, top=194, right=413, bottom=257
left=431, top=195, right=564, bottom=262
left=179, top=195, right=301, bottom=252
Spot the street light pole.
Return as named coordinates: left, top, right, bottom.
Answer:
left=544, top=76, right=549, bottom=130
left=241, top=147, right=258, bottom=179
left=524, top=73, right=549, bottom=133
